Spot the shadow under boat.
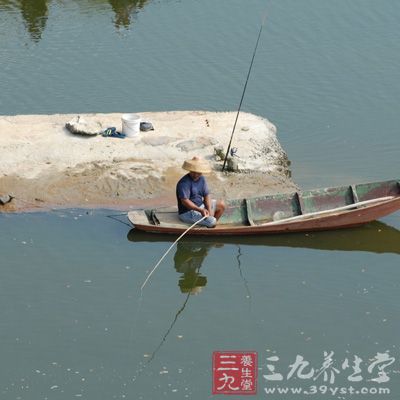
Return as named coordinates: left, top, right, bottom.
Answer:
left=127, top=220, right=400, bottom=255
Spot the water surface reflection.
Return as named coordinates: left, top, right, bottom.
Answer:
left=174, top=241, right=216, bottom=295
left=128, top=220, right=400, bottom=255
left=140, top=242, right=211, bottom=366
left=0, top=0, right=150, bottom=41
left=109, top=0, right=149, bottom=29
left=129, top=220, right=400, bottom=366
left=0, top=0, right=50, bottom=42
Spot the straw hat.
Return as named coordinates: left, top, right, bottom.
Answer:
left=182, top=156, right=211, bottom=174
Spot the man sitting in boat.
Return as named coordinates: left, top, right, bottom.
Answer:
left=176, top=156, right=225, bottom=228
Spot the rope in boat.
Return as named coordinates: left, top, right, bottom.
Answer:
left=140, top=215, right=207, bottom=291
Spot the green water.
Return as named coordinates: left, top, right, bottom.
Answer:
left=1, top=1, right=400, bottom=398
left=1, top=0, right=400, bottom=187
left=1, top=210, right=400, bottom=398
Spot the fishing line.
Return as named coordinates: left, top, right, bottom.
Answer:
left=130, top=265, right=201, bottom=386
left=236, top=244, right=252, bottom=311
left=144, top=288, right=192, bottom=365
left=140, top=215, right=207, bottom=291
left=222, top=17, right=266, bottom=171
left=106, top=213, right=132, bottom=227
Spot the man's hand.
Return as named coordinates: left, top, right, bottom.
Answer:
left=200, top=208, right=210, bottom=217
left=180, top=198, right=210, bottom=217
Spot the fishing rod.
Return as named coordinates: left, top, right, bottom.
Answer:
left=140, top=215, right=207, bottom=291
left=222, top=18, right=266, bottom=171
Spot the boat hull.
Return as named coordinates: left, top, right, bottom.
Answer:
left=128, top=179, right=400, bottom=236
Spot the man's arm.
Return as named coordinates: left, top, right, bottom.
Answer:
left=180, top=198, right=209, bottom=217
left=204, top=194, right=212, bottom=215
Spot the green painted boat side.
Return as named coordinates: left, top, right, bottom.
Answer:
left=128, top=179, right=400, bottom=235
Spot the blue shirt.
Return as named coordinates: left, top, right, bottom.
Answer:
left=176, top=174, right=209, bottom=214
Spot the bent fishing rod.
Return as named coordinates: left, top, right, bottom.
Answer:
left=222, top=18, right=266, bottom=171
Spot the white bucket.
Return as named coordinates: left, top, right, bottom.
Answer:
left=122, top=113, right=141, bottom=137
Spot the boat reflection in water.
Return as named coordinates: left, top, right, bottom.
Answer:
left=128, top=220, right=400, bottom=255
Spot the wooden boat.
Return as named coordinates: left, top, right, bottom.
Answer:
left=127, top=179, right=400, bottom=236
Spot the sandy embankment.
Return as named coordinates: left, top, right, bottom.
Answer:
left=0, top=111, right=296, bottom=212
